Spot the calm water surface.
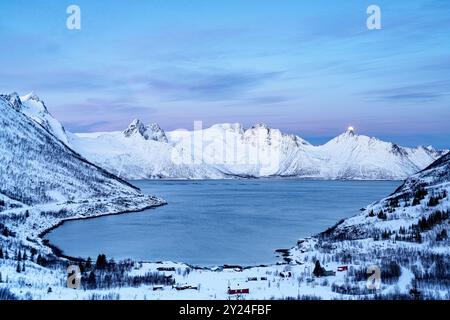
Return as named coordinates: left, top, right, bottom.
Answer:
left=45, top=180, right=400, bottom=266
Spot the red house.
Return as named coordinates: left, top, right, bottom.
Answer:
left=337, top=266, right=349, bottom=272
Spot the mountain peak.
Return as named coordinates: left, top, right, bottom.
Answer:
left=21, top=92, right=42, bottom=103
left=251, top=123, right=270, bottom=130
left=123, top=119, right=146, bottom=138
left=146, top=122, right=168, bottom=143
left=331, top=127, right=359, bottom=142
left=346, top=126, right=355, bottom=135
left=123, top=120, right=168, bottom=142
left=0, top=92, right=22, bottom=111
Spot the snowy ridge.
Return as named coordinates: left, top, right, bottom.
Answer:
left=123, top=119, right=168, bottom=143
left=0, top=92, right=70, bottom=145
left=3, top=92, right=443, bottom=180
left=71, top=120, right=447, bottom=180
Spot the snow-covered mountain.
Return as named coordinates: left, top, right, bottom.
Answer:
left=2, top=92, right=69, bottom=145
left=316, top=128, right=445, bottom=179
left=123, top=119, right=168, bottom=143
left=69, top=120, right=447, bottom=180
left=0, top=93, right=162, bottom=211
left=4, top=92, right=445, bottom=180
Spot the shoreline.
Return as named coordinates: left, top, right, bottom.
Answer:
left=129, top=177, right=404, bottom=182
left=40, top=200, right=295, bottom=270
left=38, top=201, right=168, bottom=263
left=38, top=179, right=398, bottom=271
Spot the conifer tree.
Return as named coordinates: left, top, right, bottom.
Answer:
left=86, top=257, right=92, bottom=269
left=313, top=260, right=325, bottom=277
left=95, top=254, right=107, bottom=269
left=88, top=271, right=96, bottom=289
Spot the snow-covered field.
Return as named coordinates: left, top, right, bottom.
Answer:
left=2, top=154, right=449, bottom=300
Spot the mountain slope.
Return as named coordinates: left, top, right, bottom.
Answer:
left=2, top=92, right=70, bottom=145
left=322, top=151, right=450, bottom=241
left=0, top=93, right=162, bottom=209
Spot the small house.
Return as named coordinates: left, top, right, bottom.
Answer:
left=157, top=267, right=176, bottom=272
left=337, top=266, right=349, bottom=272
left=228, top=288, right=250, bottom=295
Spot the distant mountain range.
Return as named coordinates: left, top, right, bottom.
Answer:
left=3, top=92, right=448, bottom=181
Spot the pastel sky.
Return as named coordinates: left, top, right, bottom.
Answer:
left=1, top=0, right=449, bottom=147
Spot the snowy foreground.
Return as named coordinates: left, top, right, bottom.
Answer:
left=1, top=92, right=449, bottom=300
left=1, top=155, right=450, bottom=300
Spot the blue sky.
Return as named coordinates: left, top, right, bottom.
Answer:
left=1, top=0, right=449, bottom=147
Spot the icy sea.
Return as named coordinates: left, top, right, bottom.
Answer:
left=45, top=180, right=400, bottom=266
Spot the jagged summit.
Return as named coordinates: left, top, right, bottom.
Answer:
left=251, top=122, right=270, bottom=130
left=0, top=92, right=21, bottom=111
left=123, top=119, right=168, bottom=143
left=346, top=126, right=355, bottom=136
left=123, top=119, right=147, bottom=137
left=21, top=92, right=44, bottom=104
left=146, top=122, right=168, bottom=143
left=0, top=92, right=68, bottom=145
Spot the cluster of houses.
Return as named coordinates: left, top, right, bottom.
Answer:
left=152, top=262, right=351, bottom=296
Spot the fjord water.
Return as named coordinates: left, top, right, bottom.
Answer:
left=45, top=180, right=400, bottom=266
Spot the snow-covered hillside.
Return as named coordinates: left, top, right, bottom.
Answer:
left=285, top=152, right=450, bottom=299
left=70, top=120, right=446, bottom=180
left=321, top=151, right=450, bottom=241
left=0, top=93, right=163, bottom=208
left=0, top=91, right=167, bottom=299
